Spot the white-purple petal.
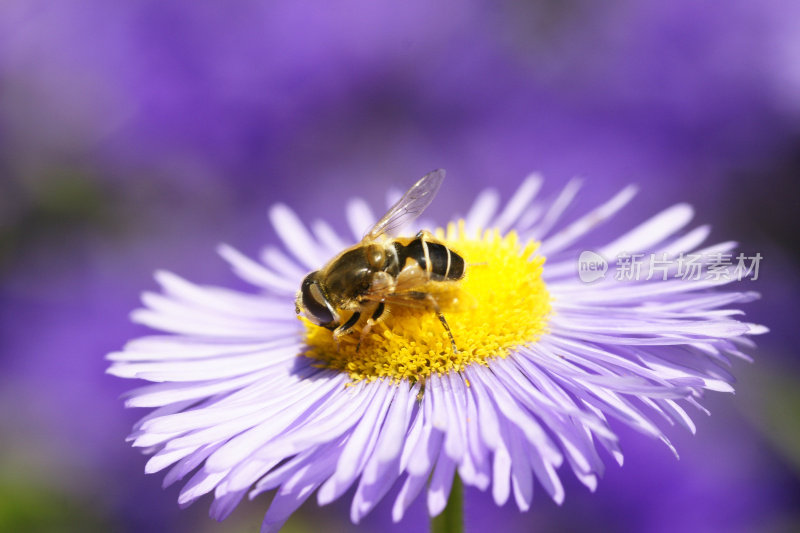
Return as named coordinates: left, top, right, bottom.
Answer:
left=106, top=175, right=763, bottom=532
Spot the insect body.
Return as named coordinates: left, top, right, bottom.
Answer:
left=296, top=169, right=464, bottom=352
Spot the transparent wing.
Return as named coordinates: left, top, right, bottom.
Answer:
left=364, top=169, right=446, bottom=241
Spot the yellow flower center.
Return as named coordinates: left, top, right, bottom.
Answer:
left=302, top=221, right=551, bottom=382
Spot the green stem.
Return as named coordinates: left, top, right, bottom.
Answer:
left=430, top=474, right=464, bottom=533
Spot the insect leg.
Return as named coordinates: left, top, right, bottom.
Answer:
left=400, top=291, right=459, bottom=354
left=333, top=311, right=361, bottom=350
left=356, top=302, right=385, bottom=353
left=436, top=312, right=458, bottom=355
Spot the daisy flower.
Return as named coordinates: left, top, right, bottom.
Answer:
left=107, top=170, right=764, bottom=532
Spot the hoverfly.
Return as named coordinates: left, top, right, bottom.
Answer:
left=295, top=169, right=465, bottom=352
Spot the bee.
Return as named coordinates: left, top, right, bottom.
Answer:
left=295, top=169, right=465, bottom=352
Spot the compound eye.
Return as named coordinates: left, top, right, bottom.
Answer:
left=300, top=275, right=334, bottom=326
left=367, top=244, right=385, bottom=269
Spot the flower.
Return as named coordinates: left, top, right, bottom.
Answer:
left=107, top=173, right=765, bottom=532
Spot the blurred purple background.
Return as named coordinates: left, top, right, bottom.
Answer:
left=2, top=1, right=799, bottom=531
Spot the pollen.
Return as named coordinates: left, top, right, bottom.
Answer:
left=302, top=221, right=551, bottom=382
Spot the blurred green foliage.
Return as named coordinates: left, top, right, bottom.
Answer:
left=741, top=361, right=800, bottom=476
left=0, top=479, right=110, bottom=533
left=0, top=170, right=116, bottom=270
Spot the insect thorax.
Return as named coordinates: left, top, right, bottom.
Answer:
left=322, top=245, right=400, bottom=306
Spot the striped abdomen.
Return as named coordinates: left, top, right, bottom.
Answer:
left=395, top=237, right=465, bottom=281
